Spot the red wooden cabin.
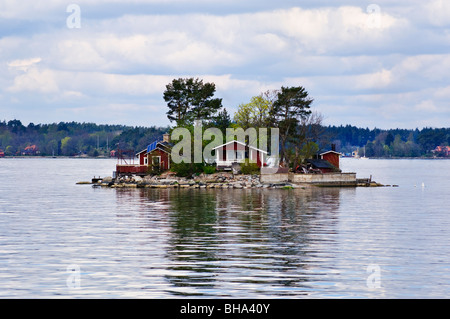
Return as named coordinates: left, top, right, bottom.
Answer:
left=116, top=134, right=172, bottom=176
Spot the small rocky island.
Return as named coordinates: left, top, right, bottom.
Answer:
left=78, top=170, right=388, bottom=189
left=78, top=138, right=390, bottom=189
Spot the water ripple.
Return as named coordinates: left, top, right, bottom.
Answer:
left=0, top=158, right=449, bottom=298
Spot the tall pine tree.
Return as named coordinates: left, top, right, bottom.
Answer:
left=270, top=86, right=313, bottom=167
left=163, top=78, right=223, bottom=126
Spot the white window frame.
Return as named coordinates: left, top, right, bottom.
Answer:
left=152, top=156, right=161, bottom=167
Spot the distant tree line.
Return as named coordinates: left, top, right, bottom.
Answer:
left=326, top=125, right=450, bottom=157
left=2, top=85, right=448, bottom=160
left=1, top=120, right=448, bottom=159
left=0, top=120, right=169, bottom=157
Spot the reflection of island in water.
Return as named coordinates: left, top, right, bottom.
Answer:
left=114, top=187, right=347, bottom=297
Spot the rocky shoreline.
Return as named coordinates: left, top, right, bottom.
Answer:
left=86, top=172, right=300, bottom=189
left=78, top=171, right=388, bottom=189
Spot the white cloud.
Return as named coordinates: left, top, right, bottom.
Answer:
left=55, top=40, right=107, bottom=71
left=393, top=54, right=450, bottom=81
left=0, top=2, right=449, bottom=128
left=7, top=67, right=59, bottom=94
left=353, top=69, right=393, bottom=90
left=7, top=57, right=42, bottom=71
left=22, top=5, right=405, bottom=75
left=421, top=0, right=450, bottom=27
left=434, top=85, right=450, bottom=99
left=414, top=100, right=439, bottom=112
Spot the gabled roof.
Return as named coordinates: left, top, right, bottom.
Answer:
left=136, top=140, right=172, bottom=156
left=212, top=140, right=268, bottom=153
left=136, top=149, right=147, bottom=156
left=149, top=145, right=171, bottom=154
left=320, top=150, right=342, bottom=156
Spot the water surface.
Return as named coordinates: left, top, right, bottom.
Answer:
left=0, top=158, right=449, bottom=298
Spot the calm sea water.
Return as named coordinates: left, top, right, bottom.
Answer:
left=0, top=157, right=449, bottom=298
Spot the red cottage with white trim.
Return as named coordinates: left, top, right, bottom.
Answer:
left=212, top=140, right=267, bottom=170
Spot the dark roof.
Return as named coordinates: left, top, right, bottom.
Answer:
left=306, top=159, right=335, bottom=169
left=137, top=140, right=173, bottom=156
left=147, top=141, right=158, bottom=153
left=159, top=141, right=173, bottom=148
left=147, top=140, right=172, bottom=153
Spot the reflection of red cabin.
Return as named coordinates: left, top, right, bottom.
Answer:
left=212, top=140, right=267, bottom=170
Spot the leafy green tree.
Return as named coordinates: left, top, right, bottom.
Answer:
left=299, top=141, right=319, bottom=163
left=5, top=145, right=14, bottom=156
left=391, top=134, right=405, bottom=156
left=233, top=102, right=253, bottom=130
left=60, top=137, right=71, bottom=154
left=234, top=93, right=274, bottom=129
left=61, top=136, right=79, bottom=155
left=383, top=144, right=391, bottom=157
left=405, top=141, right=421, bottom=157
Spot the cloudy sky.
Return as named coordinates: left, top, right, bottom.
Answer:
left=1, top=1, right=450, bottom=129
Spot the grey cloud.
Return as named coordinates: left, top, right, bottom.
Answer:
left=0, top=1, right=449, bottom=128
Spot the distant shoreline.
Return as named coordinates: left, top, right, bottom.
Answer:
left=343, top=156, right=449, bottom=160
left=2, top=156, right=448, bottom=160
left=0, top=156, right=116, bottom=159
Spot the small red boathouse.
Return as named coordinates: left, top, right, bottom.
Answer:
left=116, top=133, right=172, bottom=176
left=320, top=150, right=341, bottom=170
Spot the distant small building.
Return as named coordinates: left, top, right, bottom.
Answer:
left=0, top=149, right=4, bottom=158
left=320, top=150, right=342, bottom=170
left=212, top=140, right=267, bottom=170
left=433, top=146, right=450, bottom=157
left=23, top=145, right=39, bottom=156
left=305, top=146, right=342, bottom=173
